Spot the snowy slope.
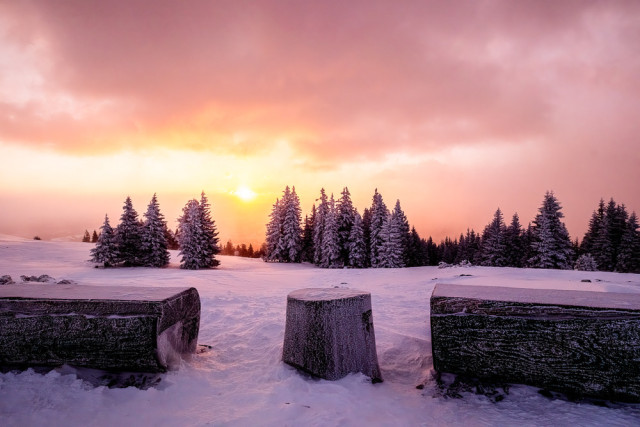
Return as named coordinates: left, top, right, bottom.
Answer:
left=1, top=239, right=640, bottom=426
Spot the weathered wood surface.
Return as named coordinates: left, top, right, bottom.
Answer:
left=283, top=288, right=382, bottom=382
left=0, top=284, right=200, bottom=372
left=431, top=283, right=640, bottom=402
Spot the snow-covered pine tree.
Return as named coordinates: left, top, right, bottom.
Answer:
left=379, top=206, right=405, bottom=268
left=115, top=196, right=143, bottom=266
left=140, top=193, right=170, bottom=267
left=480, top=208, right=508, bottom=267
left=574, top=253, right=598, bottom=271
left=320, top=194, right=341, bottom=268
left=301, top=206, right=315, bottom=262
left=177, top=199, right=202, bottom=269
left=505, top=213, right=525, bottom=267
left=616, top=212, right=640, bottom=273
left=336, top=187, right=356, bottom=266
left=348, top=211, right=366, bottom=268
left=265, top=197, right=283, bottom=262
left=90, top=214, right=119, bottom=267
left=198, top=192, right=220, bottom=268
left=581, top=199, right=605, bottom=256
left=369, top=189, right=389, bottom=268
left=529, top=191, right=574, bottom=269
left=392, top=200, right=410, bottom=265
left=275, top=187, right=292, bottom=261
left=281, top=186, right=303, bottom=262
left=313, top=188, right=329, bottom=265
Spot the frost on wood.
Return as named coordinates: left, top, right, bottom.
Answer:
left=0, top=284, right=200, bottom=373
left=283, top=288, right=382, bottom=382
left=431, top=283, right=640, bottom=402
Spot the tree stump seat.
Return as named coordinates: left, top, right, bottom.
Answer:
left=283, top=287, right=382, bottom=382
left=431, top=283, right=640, bottom=402
left=0, top=284, right=200, bottom=373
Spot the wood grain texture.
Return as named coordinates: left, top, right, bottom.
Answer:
left=283, top=288, right=382, bottom=381
left=431, top=284, right=640, bottom=402
left=0, top=285, right=200, bottom=372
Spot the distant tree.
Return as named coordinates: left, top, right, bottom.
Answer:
left=320, top=194, right=341, bottom=268
left=247, top=244, right=255, bottom=258
left=574, top=253, right=598, bottom=271
left=369, top=189, right=389, bottom=268
left=82, top=230, right=91, bottom=243
left=529, top=191, right=574, bottom=269
left=115, top=196, right=143, bottom=266
left=90, top=214, right=119, bottom=267
left=165, top=227, right=180, bottom=250
left=313, top=189, right=329, bottom=265
left=140, top=193, right=170, bottom=267
left=406, top=227, right=428, bottom=267
left=91, top=230, right=99, bottom=243
left=222, top=240, right=234, bottom=255
left=348, top=211, right=367, bottom=268
left=33, top=236, right=41, bottom=240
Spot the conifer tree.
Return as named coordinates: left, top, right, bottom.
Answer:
left=320, top=194, right=341, bottom=268
left=529, top=191, right=574, bottom=269
left=313, top=188, right=329, bottom=265
left=392, top=200, right=410, bottom=265
left=90, top=214, right=119, bottom=267
left=82, top=230, right=91, bottom=243
left=505, top=213, right=525, bottom=267
left=177, top=199, right=203, bottom=269
left=265, top=198, right=283, bottom=261
left=348, top=211, right=367, bottom=268
left=581, top=199, right=605, bottom=256
left=379, top=207, right=405, bottom=268
left=281, top=186, right=303, bottom=262
left=197, top=191, right=220, bottom=268
left=116, top=196, right=143, bottom=266
left=369, top=189, right=389, bottom=268
left=336, top=187, right=356, bottom=266
left=616, top=212, right=640, bottom=273
left=140, top=193, right=170, bottom=267
left=362, top=208, right=372, bottom=267
left=480, top=208, right=508, bottom=267
left=91, top=230, right=99, bottom=243
left=301, top=207, right=315, bottom=262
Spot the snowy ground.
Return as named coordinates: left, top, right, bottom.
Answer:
left=1, top=238, right=640, bottom=426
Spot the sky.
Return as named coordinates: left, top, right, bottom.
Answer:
left=1, top=0, right=639, bottom=246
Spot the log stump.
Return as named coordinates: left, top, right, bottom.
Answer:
left=283, top=288, right=382, bottom=382
left=431, top=283, right=640, bottom=402
left=0, top=284, right=200, bottom=373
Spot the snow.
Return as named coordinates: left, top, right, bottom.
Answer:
left=1, top=238, right=640, bottom=426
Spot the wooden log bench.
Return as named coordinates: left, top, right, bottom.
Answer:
left=0, top=284, right=200, bottom=373
left=430, top=283, right=640, bottom=402
left=283, top=288, right=382, bottom=382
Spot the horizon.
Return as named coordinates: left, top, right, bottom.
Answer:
left=1, top=1, right=639, bottom=246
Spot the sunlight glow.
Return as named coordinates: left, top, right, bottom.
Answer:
left=234, top=185, right=257, bottom=202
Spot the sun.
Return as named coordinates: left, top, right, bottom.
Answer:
left=234, top=185, right=257, bottom=202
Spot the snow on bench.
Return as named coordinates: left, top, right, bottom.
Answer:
left=283, top=288, right=382, bottom=382
left=430, top=283, right=640, bottom=402
left=0, top=284, right=200, bottom=373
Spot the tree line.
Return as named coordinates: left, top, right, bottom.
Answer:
left=265, top=188, right=640, bottom=272
left=90, top=192, right=220, bottom=269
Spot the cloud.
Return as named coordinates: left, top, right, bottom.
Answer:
left=1, top=0, right=639, bottom=167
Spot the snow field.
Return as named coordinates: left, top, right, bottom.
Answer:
left=1, top=240, right=640, bottom=426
